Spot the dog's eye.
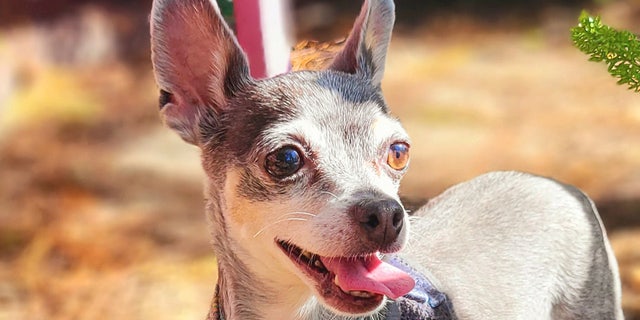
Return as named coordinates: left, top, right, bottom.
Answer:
left=387, top=142, right=410, bottom=171
left=265, top=146, right=303, bottom=178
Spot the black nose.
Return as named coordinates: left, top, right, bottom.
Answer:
left=350, top=197, right=405, bottom=247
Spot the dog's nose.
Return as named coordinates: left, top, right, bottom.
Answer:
left=350, top=198, right=405, bottom=247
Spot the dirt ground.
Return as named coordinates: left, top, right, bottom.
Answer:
left=0, top=2, right=639, bottom=319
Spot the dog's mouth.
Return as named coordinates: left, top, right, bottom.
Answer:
left=276, top=240, right=415, bottom=315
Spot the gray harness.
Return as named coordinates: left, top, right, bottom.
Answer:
left=385, top=256, right=456, bottom=319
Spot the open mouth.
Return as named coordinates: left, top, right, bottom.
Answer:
left=276, top=240, right=415, bottom=315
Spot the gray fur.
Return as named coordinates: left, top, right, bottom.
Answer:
left=150, top=0, right=623, bottom=319
left=403, top=172, right=623, bottom=320
left=556, top=184, right=622, bottom=319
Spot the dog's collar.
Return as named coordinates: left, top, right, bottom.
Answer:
left=208, top=285, right=224, bottom=320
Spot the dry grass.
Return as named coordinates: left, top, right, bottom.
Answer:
left=1, top=8, right=639, bottom=319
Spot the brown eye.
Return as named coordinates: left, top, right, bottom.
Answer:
left=387, top=143, right=410, bottom=170
left=265, top=146, right=303, bottom=178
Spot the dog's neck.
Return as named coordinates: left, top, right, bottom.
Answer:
left=215, top=259, right=313, bottom=319
left=206, top=194, right=321, bottom=320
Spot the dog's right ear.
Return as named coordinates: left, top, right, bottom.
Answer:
left=150, top=0, right=251, bottom=145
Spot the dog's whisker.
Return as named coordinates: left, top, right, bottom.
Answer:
left=319, top=190, right=339, bottom=200
left=253, top=217, right=309, bottom=238
left=278, top=211, right=317, bottom=219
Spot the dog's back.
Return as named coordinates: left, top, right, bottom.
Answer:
left=403, top=171, right=623, bottom=319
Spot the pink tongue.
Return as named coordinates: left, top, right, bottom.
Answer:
left=320, top=255, right=415, bottom=299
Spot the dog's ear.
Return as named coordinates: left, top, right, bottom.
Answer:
left=150, top=0, right=251, bottom=145
left=329, top=0, right=395, bottom=87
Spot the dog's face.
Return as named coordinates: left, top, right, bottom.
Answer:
left=205, top=71, right=412, bottom=314
left=151, top=0, right=414, bottom=316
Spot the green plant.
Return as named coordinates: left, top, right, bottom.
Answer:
left=216, top=0, right=234, bottom=24
left=571, top=11, right=640, bottom=92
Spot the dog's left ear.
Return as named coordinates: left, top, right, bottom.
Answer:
left=329, top=0, right=395, bottom=87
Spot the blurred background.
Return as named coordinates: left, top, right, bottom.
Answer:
left=0, top=0, right=639, bottom=319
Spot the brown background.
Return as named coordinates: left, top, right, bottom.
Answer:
left=0, top=0, right=639, bottom=319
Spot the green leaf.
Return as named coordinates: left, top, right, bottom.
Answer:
left=217, top=0, right=234, bottom=18
left=571, top=11, right=640, bottom=92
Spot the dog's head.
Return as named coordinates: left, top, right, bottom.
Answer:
left=150, top=0, right=413, bottom=316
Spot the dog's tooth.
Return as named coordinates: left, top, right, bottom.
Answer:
left=348, top=290, right=374, bottom=298
left=302, top=251, right=313, bottom=260
left=334, top=275, right=341, bottom=287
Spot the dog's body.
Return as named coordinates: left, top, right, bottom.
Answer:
left=149, top=0, right=624, bottom=319
left=402, top=171, right=622, bottom=319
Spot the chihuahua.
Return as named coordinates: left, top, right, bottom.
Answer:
left=149, top=0, right=624, bottom=319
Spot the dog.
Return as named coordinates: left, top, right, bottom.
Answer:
left=149, top=0, right=624, bottom=318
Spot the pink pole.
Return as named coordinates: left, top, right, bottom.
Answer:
left=233, top=0, right=268, bottom=79
left=233, top=0, right=291, bottom=78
